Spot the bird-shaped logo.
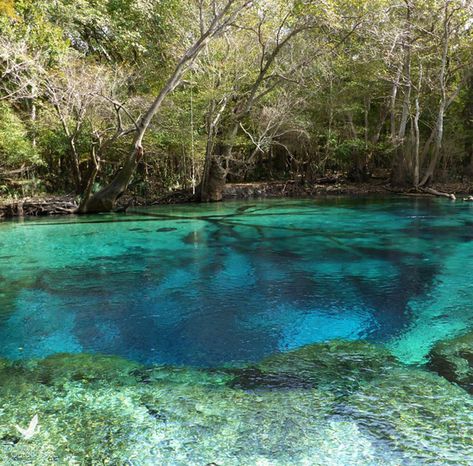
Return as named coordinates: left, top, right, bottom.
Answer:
left=16, top=414, right=39, bottom=440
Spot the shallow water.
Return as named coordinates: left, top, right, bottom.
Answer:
left=1, top=197, right=473, bottom=366
left=1, top=197, right=473, bottom=465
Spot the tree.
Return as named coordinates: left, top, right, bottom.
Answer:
left=199, top=0, right=321, bottom=200
left=79, top=0, right=253, bottom=213
left=418, top=0, right=473, bottom=186
left=2, top=0, right=473, bottom=202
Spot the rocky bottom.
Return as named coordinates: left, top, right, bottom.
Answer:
left=0, top=339, right=472, bottom=465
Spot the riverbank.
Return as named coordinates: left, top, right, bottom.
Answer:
left=1, top=179, right=472, bottom=219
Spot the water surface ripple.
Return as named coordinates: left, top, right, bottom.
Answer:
left=1, top=197, right=472, bottom=366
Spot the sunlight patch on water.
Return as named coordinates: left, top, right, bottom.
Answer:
left=388, top=241, right=473, bottom=363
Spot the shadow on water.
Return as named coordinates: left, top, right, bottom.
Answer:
left=1, top=197, right=473, bottom=366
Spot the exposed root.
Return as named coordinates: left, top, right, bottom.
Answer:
left=0, top=198, right=78, bottom=218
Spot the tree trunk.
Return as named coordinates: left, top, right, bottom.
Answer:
left=390, top=63, right=403, bottom=141
left=78, top=147, right=101, bottom=212
left=419, top=1, right=450, bottom=187
left=78, top=0, right=251, bottom=213
left=419, top=104, right=445, bottom=186
left=463, top=76, right=473, bottom=177
left=200, top=96, right=229, bottom=201
left=412, top=63, right=423, bottom=186
left=413, top=90, right=421, bottom=186
left=390, top=1, right=412, bottom=186
left=201, top=121, right=238, bottom=201
left=200, top=155, right=226, bottom=202
left=70, top=137, right=82, bottom=194
left=201, top=22, right=308, bottom=200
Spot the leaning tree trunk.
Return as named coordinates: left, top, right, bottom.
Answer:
left=78, top=130, right=146, bottom=213
left=78, top=0, right=251, bottom=213
left=78, top=61, right=192, bottom=213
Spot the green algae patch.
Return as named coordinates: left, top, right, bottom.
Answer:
left=0, top=355, right=152, bottom=464
left=249, top=340, right=399, bottom=392
left=346, top=368, right=473, bottom=465
left=132, top=364, right=233, bottom=387
left=0, top=358, right=8, bottom=372
left=35, top=353, right=142, bottom=385
left=345, top=365, right=473, bottom=464
left=428, top=330, right=473, bottom=393
left=0, top=343, right=472, bottom=465
left=0, top=382, right=156, bottom=464
left=232, top=341, right=473, bottom=464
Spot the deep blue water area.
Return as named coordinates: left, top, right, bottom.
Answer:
left=1, top=197, right=473, bottom=367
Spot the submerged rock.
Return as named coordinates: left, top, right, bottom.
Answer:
left=36, top=353, right=142, bottom=385
left=428, top=331, right=473, bottom=393
left=229, top=366, right=316, bottom=390
left=0, top=343, right=472, bottom=465
left=254, top=340, right=398, bottom=393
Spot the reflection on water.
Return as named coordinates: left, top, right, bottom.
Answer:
left=1, top=197, right=473, bottom=465
left=1, top=197, right=473, bottom=366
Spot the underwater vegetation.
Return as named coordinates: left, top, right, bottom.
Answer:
left=429, top=330, right=473, bottom=394
left=0, top=340, right=472, bottom=465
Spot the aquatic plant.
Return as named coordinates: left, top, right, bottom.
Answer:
left=429, top=330, right=473, bottom=394
left=0, top=341, right=472, bottom=465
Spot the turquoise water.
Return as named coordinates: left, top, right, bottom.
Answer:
left=1, top=197, right=473, bottom=366
left=1, top=197, right=473, bottom=464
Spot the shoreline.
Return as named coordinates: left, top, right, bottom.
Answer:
left=1, top=179, right=471, bottom=219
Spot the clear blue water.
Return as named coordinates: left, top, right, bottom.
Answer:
left=1, top=197, right=473, bottom=367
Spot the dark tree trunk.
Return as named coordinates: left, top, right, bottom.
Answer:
left=200, top=121, right=238, bottom=202
left=200, top=155, right=226, bottom=202
left=79, top=147, right=142, bottom=213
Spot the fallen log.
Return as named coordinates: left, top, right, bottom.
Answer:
left=419, top=187, right=456, bottom=200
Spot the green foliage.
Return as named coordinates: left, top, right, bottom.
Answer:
left=0, top=103, right=40, bottom=169
left=0, top=0, right=16, bottom=18
left=1, top=0, right=473, bottom=199
left=334, top=139, right=365, bottom=165
left=2, top=0, right=69, bottom=61
left=44, top=0, right=180, bottom=64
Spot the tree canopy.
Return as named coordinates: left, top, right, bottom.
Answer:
left=1, top=0, right=472, bottom=205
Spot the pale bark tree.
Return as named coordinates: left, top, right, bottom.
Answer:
left=44, top=61, right=134, bottom=194
left=418, top=0, right=467, bottom=186
left=79, top=0, right=253, bottom=213
left=200, top=1, right=320, bottom=201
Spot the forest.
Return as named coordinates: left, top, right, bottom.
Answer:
left=1, top=0, right=473, bottom=212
